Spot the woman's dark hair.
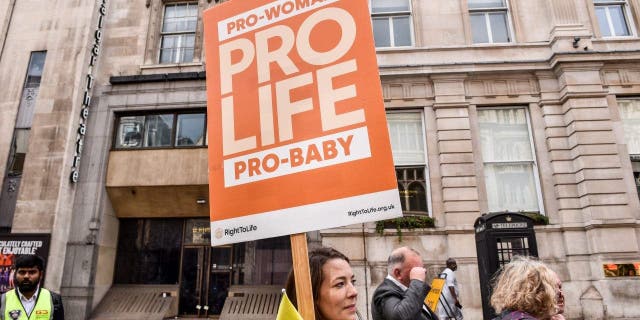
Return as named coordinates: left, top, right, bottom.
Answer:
left=14, top=255, right=45, bottom=271
left=284, top=247, right=350, bottom=320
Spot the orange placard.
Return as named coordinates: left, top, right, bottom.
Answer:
left=204, top=0, right=402, bottom=246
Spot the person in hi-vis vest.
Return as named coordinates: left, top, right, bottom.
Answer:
left=0, top=255, right=64, bottom=320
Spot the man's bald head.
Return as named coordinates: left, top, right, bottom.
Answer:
left=387, top=247, right=420, bottom=272
left=387, top=247, right=424, bottom=287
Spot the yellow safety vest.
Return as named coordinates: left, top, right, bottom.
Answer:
left=1, top=288, right=53, bottom=320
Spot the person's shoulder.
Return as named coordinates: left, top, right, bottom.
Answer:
left=373, top=278, right=393, bottom=292
left=373, top=278, right=403, bottom=297
left=42, top=288, right=61, bottom=296
left=42, top=288, right=63, bottom=302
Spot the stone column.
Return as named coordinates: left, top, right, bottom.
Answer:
left=432, top=74, right=480, bottom=229
left=554, top=62, right=635, bottom=223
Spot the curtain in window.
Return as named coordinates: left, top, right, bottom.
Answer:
left=479, top=109, right=539, bottom=212
left=619, top=100, right=640, bottom=155
left=387, top=112, right=425, bottom=165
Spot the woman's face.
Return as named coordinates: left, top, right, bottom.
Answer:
left=316, top=258, right=358, bottom=320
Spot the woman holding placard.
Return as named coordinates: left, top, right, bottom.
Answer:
left=285, top=246, right=363, bottom=320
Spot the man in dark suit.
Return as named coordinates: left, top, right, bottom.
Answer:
left=372, top=246, right=438, bottom=320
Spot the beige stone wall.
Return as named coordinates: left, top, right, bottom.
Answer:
left=324, top=1, right=640, bottom=318
left=2, top=0, right=638, bottom=318
left=0, top=0, right=102, bottom=293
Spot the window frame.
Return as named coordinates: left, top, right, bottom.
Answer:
left=370, top=0, right=415, bottom=48
left=593, top=0, right=636, bottom=38
left=617, top=97, right=640, bottom=201
left=468, top=0, right=515, bottom=44
left=158, top=2, right=199, bottom=64
left=477, top=106, right=545, bottom=215
left=6, top=129, right=30, bottom=177
left=386, top=110, right=432, bottom=216
left=112, top=109, right=208, bottom=150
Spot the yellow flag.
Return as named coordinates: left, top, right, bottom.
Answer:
left=276, top=290, right=304, bottom=320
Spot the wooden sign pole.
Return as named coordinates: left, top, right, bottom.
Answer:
left=290, top=233, right=316, bottom=320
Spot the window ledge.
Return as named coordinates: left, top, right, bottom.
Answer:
left=141, top=62, right=202, bottom=69
left=375, top=46, right=416, bottom=53
left=469, top=42, right=516, bottom=47
left=592, top=36, right=638, bottom=42
left=139, top=62, right=204, bottom=75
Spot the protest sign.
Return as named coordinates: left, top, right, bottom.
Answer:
left=425, top=278, right=446, bottom=311
left=204, top=0, right=402, bottom=246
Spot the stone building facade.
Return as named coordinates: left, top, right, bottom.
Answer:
left=1, top=0, right=639, bottom=319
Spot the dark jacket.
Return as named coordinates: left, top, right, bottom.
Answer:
left=51, top=291, right=64, bottom=320
left=492, top=310, right=538, bottom=320
left=372, top=277, right=438, bottom=320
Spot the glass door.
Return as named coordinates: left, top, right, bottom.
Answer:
left=179, top=246, right=207, bottom=316
left=179, top=246, right=235, bottom=317
left=179, top=219, right=238, bottom=317
left=206, top=247, right=233, bottom=315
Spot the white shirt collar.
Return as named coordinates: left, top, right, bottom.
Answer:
left=17, top=286, right=40, bottom=302
left=386, top=274, right=408, bottom=291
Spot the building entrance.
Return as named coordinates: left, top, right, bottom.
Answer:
left=113, top=218, right=292, bottom=318
left=179, top=246, right=239, bottom=316
left=179, top=220, right=244, bottom=317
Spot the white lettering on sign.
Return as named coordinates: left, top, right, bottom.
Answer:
left=492, top=222, right=528, bottom=229
left=218, top=5, right=366, bottom=176
left=224, top=127, right=371, bottom=187
left=71, top=0, right=107, bottom=183
left=218, top=0, right=340, bottom=41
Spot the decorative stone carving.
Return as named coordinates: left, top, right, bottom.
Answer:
left=580, top=285, right=605, bottom=319
left=465, top=78, right=539, bottom=98
left=381, top=81, right=433, bottom=101
left=601, top=68, right=640, bottom=87
left=7, top=179, right=17, bottom=193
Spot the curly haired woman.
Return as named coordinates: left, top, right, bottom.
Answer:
left=490, top=256, right=561, bottom=320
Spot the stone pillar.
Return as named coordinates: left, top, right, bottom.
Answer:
left=432, top=74, right=480, bottom=229
left=553, top=62, right=635, bottom=223
left=539, top=62, right=640, bottom=317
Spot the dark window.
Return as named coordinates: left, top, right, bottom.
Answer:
left=176, top=113, right=205, bottom=146
left=7, top=129, right=30, bottom=176
left=496, top=237, right=530, bottom=267
left=144, top=114, right=174, bottom=147
left=114, top=219, right=183, bottom=284
left=249, top=237, right=292, bottom=286
left=396, top=166, right=428, bottom=213
left=114, top=110, right=206, bottom=149
left=387, top=112, right=429, bottom=215
left=633, top=159, right=640, bottom=201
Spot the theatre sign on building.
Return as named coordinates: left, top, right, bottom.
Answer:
left=0, top=0, right=639, bottom=319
